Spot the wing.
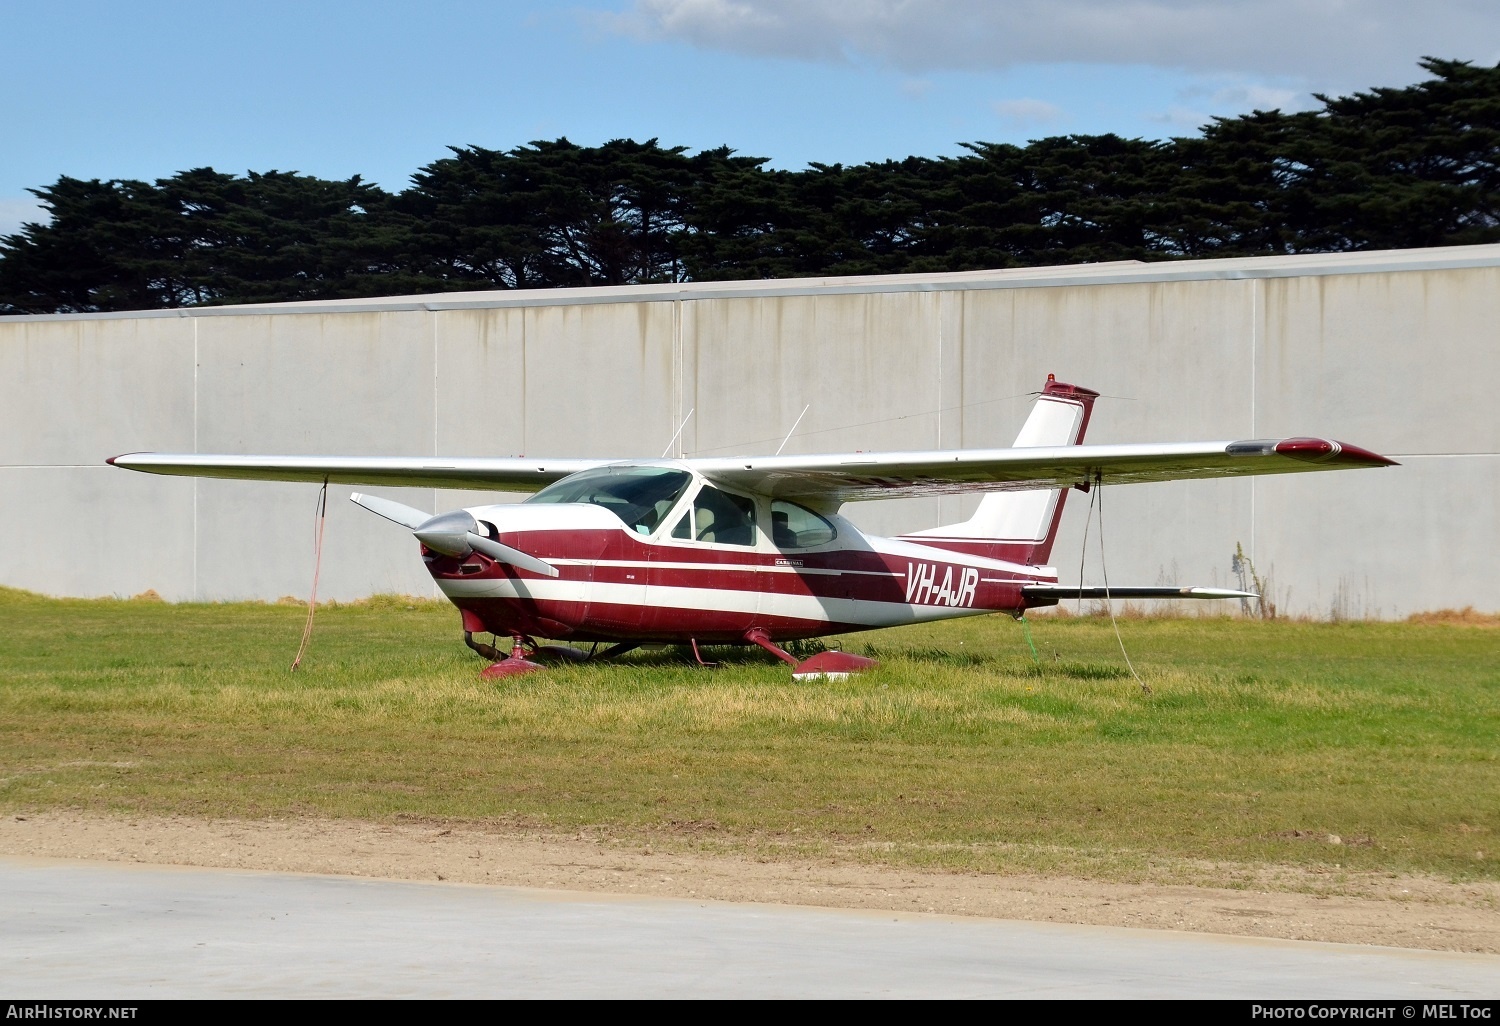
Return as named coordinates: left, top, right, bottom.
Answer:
left=689, top=437, right=1396, bottom=505
left=105, top=453, right=609, bottom=491
left=109, top=437, right=1394, bottom=501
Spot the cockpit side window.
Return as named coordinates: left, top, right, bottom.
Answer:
left=525, top=466, right=692, bottom=535
left=682, top=485, right=757, bottom=546
left=770, top=500, right=837, bottom=548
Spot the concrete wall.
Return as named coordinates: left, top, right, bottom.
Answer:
left=4, top=245, right=1498, bottom=617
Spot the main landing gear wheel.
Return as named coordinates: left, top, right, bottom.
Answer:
left=743, top=628, right=878, bottom=681
left=788, top=650, right=879, bottom=681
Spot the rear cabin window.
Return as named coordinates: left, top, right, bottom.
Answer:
left=525, top=466, right=692, bottom=535
left=770, top=500, right=837, bottom=548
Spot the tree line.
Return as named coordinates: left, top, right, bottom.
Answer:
left=2, top=58, right=1496, bottom=314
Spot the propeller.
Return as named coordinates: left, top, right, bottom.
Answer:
left=351, top=493, right=560, bottom=578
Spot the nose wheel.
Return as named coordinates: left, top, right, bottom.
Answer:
left=479, top=636, right=544, bottom=679
left=465, top=627, right=638, bottom=677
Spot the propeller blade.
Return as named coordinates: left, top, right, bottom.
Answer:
left=351, top=493, right=560, bottom=578
left=350, top=492, right=430, bottom=530
left=467, top=534, right=560, bottom=578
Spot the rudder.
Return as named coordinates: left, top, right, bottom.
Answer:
left=903, top=375, right=1098, bottom=564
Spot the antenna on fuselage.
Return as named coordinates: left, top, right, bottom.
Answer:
left=662, top=408, right=695, bottom=459
left=775, top=405, right=811, bottom=456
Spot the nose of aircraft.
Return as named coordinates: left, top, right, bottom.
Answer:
left=351, top=493, right=560, bottom=578
left=412, top=509, right=480, bottom=557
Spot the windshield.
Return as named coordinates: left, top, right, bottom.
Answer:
left=525, top=466, right=693, bottom=535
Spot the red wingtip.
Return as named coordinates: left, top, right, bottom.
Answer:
left=105, top=455, right=119, bottom=466
left=1274, top=438, right=1398, bottom=467
left=1336, top=442, right=1400, bottom=467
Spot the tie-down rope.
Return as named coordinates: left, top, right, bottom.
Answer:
left=1077, top=478, right=1150, bottom=694
left=290, top=478, right=329, bottom=671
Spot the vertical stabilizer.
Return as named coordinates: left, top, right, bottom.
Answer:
left=903, top=376, right=1098, bottom=564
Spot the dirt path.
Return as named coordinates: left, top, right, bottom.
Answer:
left=3, top=811, right=1496, bottom=953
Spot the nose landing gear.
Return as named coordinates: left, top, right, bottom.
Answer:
left=463, top=631, right=505, bottom=662
left=478, top=636, right=544, bottom=679
left=466, top=630, right=606, bottom=678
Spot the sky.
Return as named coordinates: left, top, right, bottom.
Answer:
left=3, top=0, right=1499, bottom=236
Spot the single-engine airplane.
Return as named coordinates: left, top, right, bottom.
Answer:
left=109, top=376, right=1395, bottom=679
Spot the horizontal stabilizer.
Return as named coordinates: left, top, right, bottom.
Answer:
left=1023, top=585, right=1258, bottom=601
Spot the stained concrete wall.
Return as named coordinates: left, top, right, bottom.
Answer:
left=4, top=245, right=1497, bottom=617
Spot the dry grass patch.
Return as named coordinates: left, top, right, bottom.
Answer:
left=1407, top=606, right=1500, bottom=627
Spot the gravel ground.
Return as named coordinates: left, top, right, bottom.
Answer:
left=3, top=811, right=1496, bottom=953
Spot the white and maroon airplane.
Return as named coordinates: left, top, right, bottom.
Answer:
left=109, top=377, right=1395, bottom=679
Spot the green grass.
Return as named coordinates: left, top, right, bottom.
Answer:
left=1, top=586, right=1496, bottom=884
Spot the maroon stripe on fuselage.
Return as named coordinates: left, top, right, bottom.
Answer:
left=431, top=527, right=1037, bottom=643
left=453, top=594, right=875, bottom=644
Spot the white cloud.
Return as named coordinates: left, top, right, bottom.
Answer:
left=1210, top=84, right=1300, bottom=110
left=602, top=0, right=1499, bottom=92
left=1176, top=78, right=1303, bottom=109
left=0, top=197, right=47, bottom=239
left=1143, top=76, right=1309, bottom=131
left=992, top=98, right=1063, bottom=128
left=1149, top=105, right=1213, bottom=130
left=900, top=77, right=934, bottom=99
left=601, top=0, right=846, bottom=61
